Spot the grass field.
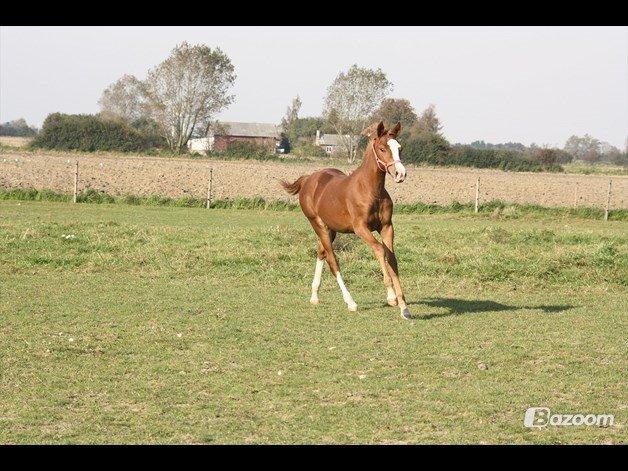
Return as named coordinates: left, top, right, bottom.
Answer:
left=0, top=200, right=626, bottom=444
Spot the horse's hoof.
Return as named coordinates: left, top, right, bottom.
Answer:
left=387, top=297, right=398, bottom=307
left=310, top=297, right=319, bottom=305
left=347, top=302, right=358, bottom=312
left=400, top=307, right=411, bottom=319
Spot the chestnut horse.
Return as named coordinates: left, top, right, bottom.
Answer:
left=281, top=121, right=411, bottom=319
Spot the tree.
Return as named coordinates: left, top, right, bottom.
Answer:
left=371, top=98, right=418, bottom=130
left=98, top=75, right=147, bottom=123
left=280, top=95, right=302, bottom=152
left=410, top=104, right=443, bottom=136
left=564, top=134, right=601, bottom=161
left=0, top=118, right=37, bottom=137
left=281, top=95, right=302, bottom=130
left=323, top=64, right=393, bottom=162
left=143, top=42, right=236, bottom=153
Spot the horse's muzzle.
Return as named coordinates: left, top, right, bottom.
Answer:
left=394, top=162, right=407, bottom=183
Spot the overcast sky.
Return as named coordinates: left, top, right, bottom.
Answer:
left=1, top=26, right=626, bottom=148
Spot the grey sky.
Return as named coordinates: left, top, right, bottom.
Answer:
left=1, top=26, right=626, bottom=148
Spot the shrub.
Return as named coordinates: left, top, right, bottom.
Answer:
left=128, top=117, right=166, bottom=149
left=31, top=113, right=159, bottom=152
left=402, top=132, right=451, bottom=165
left=290, top=142, right=328, bottom=159
left=402, top=135, right=563, bottom=172
left=609, top=151, right=628, bottom=167
left=528, top=147, right=573, bottom=165
left=207, top=141, right=277, bottom=160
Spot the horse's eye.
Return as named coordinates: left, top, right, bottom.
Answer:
left=380, top=148, right=386, bottom=152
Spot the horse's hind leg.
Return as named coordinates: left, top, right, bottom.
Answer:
left=310, top=240, right=326, bottom=305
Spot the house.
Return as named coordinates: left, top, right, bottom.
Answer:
left=188, top=121, right=282, bottom=153
left=314, top=130, right=359, bottom=155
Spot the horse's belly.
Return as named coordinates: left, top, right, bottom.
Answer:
left=318, top=205, right=354, bottom=233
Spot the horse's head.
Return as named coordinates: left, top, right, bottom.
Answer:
left=366, top=121, right=406, bottom=183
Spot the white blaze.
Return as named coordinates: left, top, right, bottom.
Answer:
left=387, top=139, right=406, bottom=183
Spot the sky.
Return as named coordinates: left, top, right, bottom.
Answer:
left=1, top=26, right=627, bottom=148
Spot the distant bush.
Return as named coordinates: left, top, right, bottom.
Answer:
left=290, top=142, right=328, bottom=159
left=127, top=117, right=166, bottom=149
left=469, top=140, right=528, bottom=152
left=0, top=118, right=37, bottom=137
left=31, top=113, right=162, bottom=152
left=450, top=146, right=563, bottom=172
left=610, top=152, right=628, bottom=167
left=207, top=141, right=278, bottom=161
left=403, top=132, right=451, bottom=166
left=529, top=147, right=573, bottom=166
left=402, top=133, right=563, bottom=172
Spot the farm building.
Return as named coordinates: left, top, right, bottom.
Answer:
left=188, top=122, right=282, bottom=153
left=314, top=130, right=360, bottom=155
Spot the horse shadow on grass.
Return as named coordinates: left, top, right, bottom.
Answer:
left=403, top=297, right=575, bottom=320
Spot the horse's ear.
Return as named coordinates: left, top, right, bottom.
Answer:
left=376, top=121, right=386, bottom=138
left=390, top=122, right=401, bottom=137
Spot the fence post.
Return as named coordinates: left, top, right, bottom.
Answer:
left=206, top=167, right=213, bottom=209
left=604, top=179, right=612, bottom=221
left=474, top=177, right=480, bottom=213
left=73, top=161, right=79, bottom=203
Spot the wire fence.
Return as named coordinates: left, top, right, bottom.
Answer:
left=1, top=153, right=626, bottom=216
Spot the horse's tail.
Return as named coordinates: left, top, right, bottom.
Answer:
left=280, top=175, right=308, bottom=195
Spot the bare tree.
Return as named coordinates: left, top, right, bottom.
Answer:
left=143, top=42, right=236, bottom=153
left=323, top=65, right=393, bottom=162
left=98, top=75, right=147, bottom=123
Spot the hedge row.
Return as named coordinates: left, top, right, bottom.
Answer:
left=205, top=141, right=279, bottom=161
left=31, top=113, right=163, bottom=152
left=401, top=133, right=563, bottom=172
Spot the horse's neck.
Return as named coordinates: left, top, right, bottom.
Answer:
left=353, top=147, right=386, bottom=197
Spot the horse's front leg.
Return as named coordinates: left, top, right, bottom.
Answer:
left=355, top=224, right=411, bottom=319
left=378, top=223, right=398, bottom=306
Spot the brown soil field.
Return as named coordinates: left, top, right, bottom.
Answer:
left=1, top=150, right=626, bottom=209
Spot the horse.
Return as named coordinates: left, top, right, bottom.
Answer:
left=281, top=121, right=411, bottom=319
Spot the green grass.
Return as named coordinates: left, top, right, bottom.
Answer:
left=0, top=200, right=626, bottom=444
left=2, top=187, right=626, bottom=221
left=563, top=162, right=628, bottom=176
